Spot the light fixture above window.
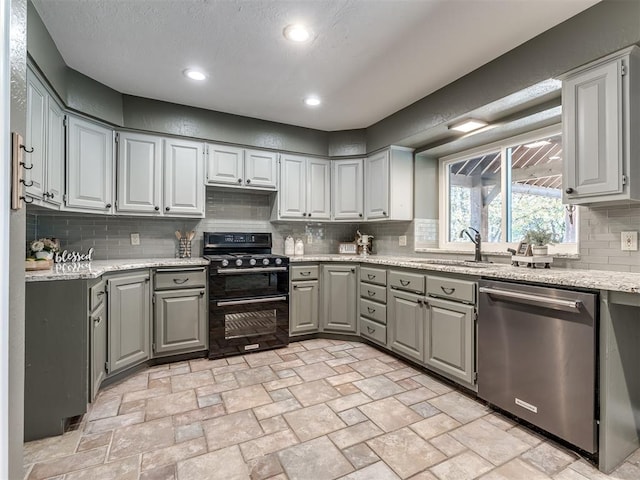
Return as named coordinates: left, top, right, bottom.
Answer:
left=283, top=24, right=311, bottom=42
left=524, top=140, right=551, bottom=148
left=304, top=96, right=321, bottom=107
left=448, top=119, right=488, bottom=133
left=183, top=69, right=207, bottom=81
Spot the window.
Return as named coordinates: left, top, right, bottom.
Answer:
left=440, top=125, right=577, bottom=253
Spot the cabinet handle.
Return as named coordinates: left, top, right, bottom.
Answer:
left=417, top=298, right=424, bottom=307
left=367, top=326, right=375, bottom=334
left=96, top=291, right=105, bottom=297
left=173, top=278, right=188, bottom=284
left=300, top=271, right=311, bottom=276
left=367, top=274, right=376, bottom=280
left=21, top=179, right=34, bottom=187
left=154, top=206, right=159, bottom=211
left=367, top=290, right=376, bottom=297
left=237, top=178, right=242, bottom=183
left=441, top=286, right=455, bottom=295
left=49, top=193, right=54, bottom=199
left=105, top=203, right=112, bottom=209
left=94, top=316, right=102, bottom=326
left=565, top=187, right=574, bottom=194
left=246, top=179, right=251, bottom=184
left=400, top=279, right=410, bottom=286
left=367, top=307, right=375, bottom=314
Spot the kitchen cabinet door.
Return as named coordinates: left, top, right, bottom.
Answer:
left=425, top=297, right=475, bottom=385
left=388, top=289, right=424, bottom=362
left=365, top=150, right=389, bottom=220
left=245, top=149, right=278, bottom=189
left=290, top=280, right=319, bottom=335
left=307, top=158, right=331, bottom=220
left=116, top=132, right=162, bottom=214
left=90, top=300, right=107, bottom=401
left=45, top=100, right=64, bottom=207
left=107, top=272, right=150, bottom=374
left=163, top=138, right=205, bottom=217
left=279, top=154, right=306, bottom=219
left=66, top=116, right=114, bottom=213
left=154, top=288, right=207, bottom=356
left=321, top=265, right=358, bottom=334
left=206, top=144, right=245, bottom=186
left=25, top=70, right=47, bottom=201
left=332, top=159, right=364, bottom=220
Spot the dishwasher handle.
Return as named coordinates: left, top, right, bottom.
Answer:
left=479, top=286, right=582, bottom=312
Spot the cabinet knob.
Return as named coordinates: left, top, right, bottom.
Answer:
left=94, top=316, right=102, bottom=326
left=50, top=193, right=54, bottom=199
left=302, top=213, right=307, bottom=217
left=308, top=213, right=312, bottom=217
left=200, top=290, right=205, bottom=296
left=105, top=203, right=112, bottom=209
left=359, top=213, right=363, bottom=217
left=382, top=211, right=387, bottom=216
left=237, top=178, right=242, bottom=183
left=350, top=268, right=356, bottom=273
left=565, top=187, right=575, bottom=194
left=154, top=206, right=160, bottom=211
left=165, top=206, right=170, bottom=211
left=246, top=179, right=251, bottom=184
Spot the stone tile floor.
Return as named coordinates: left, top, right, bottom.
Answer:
left=23, top=339, right=640, bottom=480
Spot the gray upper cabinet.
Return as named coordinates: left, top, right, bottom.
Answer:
left=66, top=115, right=115, bottom=213
left=562, top=46, right=640, bottom=204
left=279, top=154, right=330, bottom=220
left=365, top=147, right=413, bottom=221
left=163, top=138, right=205, bottom=216
left=321, top=264, right=358, bottom=334
left=206, top=144, right=277, bottom=190
left=107, top=272, right=151, bottom=374
left=116, top=132, right=163, bottom=214
left=25, top=69, right=64, bottom=208
left=388, top=289, right=424, bottom=362
left=332, top=159, right=364, bottom=221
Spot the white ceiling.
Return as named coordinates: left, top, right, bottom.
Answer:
left=32, top=0, right=600, bottom=131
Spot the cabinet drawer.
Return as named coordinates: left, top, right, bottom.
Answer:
left=427, top=276, right=476, bottom=304
left=361, top=317, right=387, bottom=345
left=360, top=267, right=387, bottom=286
left=89, top=279, right=106, bottom=312
left=155, top=268, right=206, bottom=290
left=291, top=265, right=319, bottom=281
left=389, top=270, right=425, bottom=294
left=360, top=298, right=387, bottom=324
left=360, top=282, right=387, bottom=303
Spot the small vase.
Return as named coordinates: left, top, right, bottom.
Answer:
left=35, top=251, right=53, bottom=260
left=531, top=245, right=548, bottom=256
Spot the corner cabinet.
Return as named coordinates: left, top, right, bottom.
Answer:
left=66, top=115, right=115, bottom=213
left=332, top=159, right=364, bottom=221
left=562, top=46, right=640, bottom=204
left=364, top=147, right=414, bottom=221
left=278, top=154, right=331, bottom=221
left=321, top=264, right=358, bottom=334
left=106, top=271, right=151, bottom=374
left=206, top=143, right=278, bottom=190
left=25, top=69, right=64, bottom=208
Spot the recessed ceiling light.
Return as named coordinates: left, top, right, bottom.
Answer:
left=283, top=24, right=311, bottom=42
left=304, top=96, right=321, bottom=107
left=524, top=140, right=551, bottom=148
left=449, top=119, right=488, bottom=133
left=183, top=69, right=207, bottom=81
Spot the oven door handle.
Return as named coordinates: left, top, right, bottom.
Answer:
left=216, top=296, right=288, bottom=307
left=216, top=267, right=288, bottom=274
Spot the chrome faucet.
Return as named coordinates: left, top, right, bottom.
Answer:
left=460, top=227, right=482, bottom=262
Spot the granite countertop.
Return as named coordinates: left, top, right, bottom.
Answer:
left=290, top=255, right=640, bottom=294
left=25, top=258, right=209, bottom=282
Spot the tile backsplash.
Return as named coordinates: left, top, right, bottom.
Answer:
left=26, top=191, right=640, bottom=272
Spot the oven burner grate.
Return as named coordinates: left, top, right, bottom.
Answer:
left=225, top=310, right=277, bottom=339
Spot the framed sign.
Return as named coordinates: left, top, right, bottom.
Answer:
left=516, top=241, right=532, bottom=256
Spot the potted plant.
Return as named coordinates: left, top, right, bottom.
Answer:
left=29, top=237, right=60, bottom=261
left=524, top=228, right=554, bottom=256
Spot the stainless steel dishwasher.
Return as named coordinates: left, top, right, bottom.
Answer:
left=478, top=279, right=598, bottom=453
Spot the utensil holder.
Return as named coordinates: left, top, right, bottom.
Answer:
left=178, top=238, right=192, bottom=258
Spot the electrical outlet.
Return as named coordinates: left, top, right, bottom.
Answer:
left=130, top=233, right=140, bottom=246
left=399, top=235, right=407, bottom=246
left=307, top=233, right=313, bottom=244
left=621, top=231, right=638, bottom=251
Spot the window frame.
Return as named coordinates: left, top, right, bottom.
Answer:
left=438, top=124, right=578, bottom=254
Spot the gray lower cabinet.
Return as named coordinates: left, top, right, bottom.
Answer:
left=388, top=289, right=425, bottom=362
left=290, top=280, right=320, bottom=335
left=107, top=271, right=151, bottom=374
left=154, top=288, right=207, bottom=356
left=425, top=297, right=475, bottom=385
left=90, top=300, right=107, bottom=400
left=321, top=264, right=358, bottom=334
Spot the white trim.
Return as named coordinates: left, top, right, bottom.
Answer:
left=0, top=0, right=10, bottom=477
left=438, top=124, right=578, bottom=254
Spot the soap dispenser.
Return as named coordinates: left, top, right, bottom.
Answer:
left=284, top=236, right=295, bottom=256
left=294, top=238, right=304, bottom=256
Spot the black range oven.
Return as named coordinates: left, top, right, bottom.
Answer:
left=204, top=232, right=289, bottom=359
